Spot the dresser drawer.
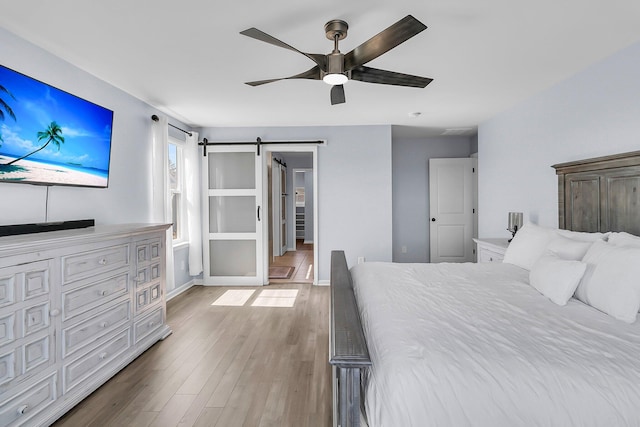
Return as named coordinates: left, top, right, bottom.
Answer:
left=0, top=372, right=56, bottom=427
left=0, top=336, right=53, bottom=394
left=474, top=239, right=509, bottom=263
left=136, top=240, right=162, bottom=265
left=22, top=268, right=50, bottom=301
left=0, top=329, right=54, bottom=393
left=62, top=273, right=129, bottom=321
left=0, top=313, right=16, bottom=347
left=0, top=350, right=16, bottom=387
left=63, top=244, right=129, bottom=283
left=23, top=334, right=52, bottom=376
left=63, top=329, right=130, bottom=394
left=134, top=307, right=163, bottom=344
left=0, top=275, right=15, bottom=308
left=478, top=248, right=505, bottom=263
left=149, top=283, right=162, bottom=305
left=134, top=263, right=161, bottom=288
left=135, top=288, right=149, bottom=313
left=24, top=302, right=50, bottom=337
left=0, top=260, right=51, bottom=307
left=62, top=301, right=131, bottom=358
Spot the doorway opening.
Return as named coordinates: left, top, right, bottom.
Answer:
left=266, top=150, right=316, bottom=284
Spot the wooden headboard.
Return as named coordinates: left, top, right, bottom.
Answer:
left=552, top=150, right=640, bottom=235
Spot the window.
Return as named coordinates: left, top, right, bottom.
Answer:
left=168, top=137, right=185, bottom=243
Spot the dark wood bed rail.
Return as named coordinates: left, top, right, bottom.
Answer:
left=329, top=250, right=371, bottom=427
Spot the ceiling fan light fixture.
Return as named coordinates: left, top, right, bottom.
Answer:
left=323, top=73, right=348, bottom=85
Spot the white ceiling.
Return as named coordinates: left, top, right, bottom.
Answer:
left=1, top=1, right=640, bottom=137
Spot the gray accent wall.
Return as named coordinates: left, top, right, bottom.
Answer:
left=470, top=133, right=478, bottom=155
left=392, top=137, right=473, bottom=262
left=478, top=40, right=640, bottom=238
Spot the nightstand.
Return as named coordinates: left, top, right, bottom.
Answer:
left=473, top=238, right=509, bottom=263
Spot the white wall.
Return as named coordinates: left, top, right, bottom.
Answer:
left=0, top=27, right=191, bottom=227
left=478, top=40, right=640, bottom=238
left=0, top=28, right=196, bottom=293
left=392, top=136, right=472, bottom=262
left=199, top=125, right=393, bottom=281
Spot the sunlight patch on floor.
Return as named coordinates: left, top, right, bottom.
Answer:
left=211, top=289, right=256, bottom=306
left=251, top=289, right=298, bottom=307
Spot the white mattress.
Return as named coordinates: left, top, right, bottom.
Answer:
left=350, top=262, right=640, bottom=427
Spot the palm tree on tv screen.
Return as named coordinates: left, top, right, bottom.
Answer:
left=6, top=121, right=64, bottom=165
left=0, top=83, right=17, bottom=144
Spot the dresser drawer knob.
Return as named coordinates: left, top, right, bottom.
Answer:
left=50, top=309, right=61, bottom=317
left=99, top=290, right=109, bottom=297
left=100, top=321, right=108, bottom=328
left=17, top=404, right=28, bottom=415
left=99, top=352, right=108, bottom=360
left=148, top=321, right=155, bottom=327
left=98, top=258, right=108, bottom=265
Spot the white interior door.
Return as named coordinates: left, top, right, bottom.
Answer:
left=271, top=161, right=287, bottom=257
left=272, top=161, right=281, bottom=257
left=429, top=158, right=475, bottom=263
left=202, top=146, right=263, bottom=285
left=279, top=165, right=287, bottom=254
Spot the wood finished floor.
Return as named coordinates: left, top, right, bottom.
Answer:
left=269, top=241, right=314, bottom=284
left=53, top=283, right=331, bottom=427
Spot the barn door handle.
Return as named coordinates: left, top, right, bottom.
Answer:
left=257, top=206, right=261, bottom=221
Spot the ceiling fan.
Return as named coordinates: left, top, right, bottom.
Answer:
left=240, top=15, right=433, bottom=105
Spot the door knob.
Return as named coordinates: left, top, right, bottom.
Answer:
left=431, top=218, right=436, bottom=222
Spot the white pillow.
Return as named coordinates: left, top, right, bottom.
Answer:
left=546, top=236, right=593, bottom=260
left=556, top=228, right=608, bottom=242
left=530, top=255, right=587, bottom=305
left=575, top=240, right=640, bottom=323
left=608, top=232, right=640, bottom=248
left=503, top=223, right=559, bottom=270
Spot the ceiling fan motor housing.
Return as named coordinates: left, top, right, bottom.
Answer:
left=325, top=52, right=345, bottom=75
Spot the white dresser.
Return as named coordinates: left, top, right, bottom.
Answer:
left=473, top=238, right=509, bottom=263
left=0, top=223, right=171, bottom=427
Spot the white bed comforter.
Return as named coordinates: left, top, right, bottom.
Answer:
left=351, top=262, right=640, bottom=427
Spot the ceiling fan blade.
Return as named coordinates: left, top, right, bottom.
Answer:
left=240, top=28, right=326, bottom=70
left=245, top=66, right=322, bottom=87
left=351, top=66, right=433, bottom=88
left=330, top=84, right=346, bottom=105
left=344, top=15, right=427, bottom=71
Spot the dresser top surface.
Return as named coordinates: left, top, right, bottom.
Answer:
left=0, top=223, right=170, bottom=255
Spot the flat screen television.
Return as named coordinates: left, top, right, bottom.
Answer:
left=0, top=64, right=113, bottom=188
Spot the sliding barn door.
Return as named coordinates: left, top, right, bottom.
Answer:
left=203, top=146, right=263, bottom=285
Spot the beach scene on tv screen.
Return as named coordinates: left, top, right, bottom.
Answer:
left=0, top=65, right=113, bottom=188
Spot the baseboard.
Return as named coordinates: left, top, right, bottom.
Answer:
left=167, top=280, right=195, bottom=301
left=317, top=280, right=330, bottom=286
left=304, top=240, right=314, bottom=244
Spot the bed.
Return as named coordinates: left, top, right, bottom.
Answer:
left=329, top=150, right=640, bottom=427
